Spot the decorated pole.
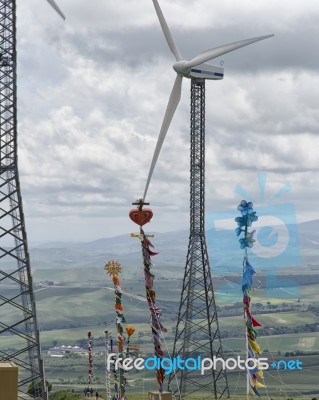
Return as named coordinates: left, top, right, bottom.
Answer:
left=104, top=260, right=135, bottom=400
left=104, top=330, right=112, bottom=400
left=235, top=200, right=266, bottom=397
left=88, top=331, right=93, bottom=385
left=110, top=336, right=119, bottom=400
left=130, top=199, right=167, bottom=393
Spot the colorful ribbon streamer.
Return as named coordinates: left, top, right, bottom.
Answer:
left=235, top=200, right=265, bottom=396
left=130, top=202, right=167, bottom=392
left=88, top=331, right=93, bottom=384
left=139, top=227, right=167, bottom=391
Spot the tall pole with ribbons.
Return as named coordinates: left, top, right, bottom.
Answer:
left=104, top=260, right=135, bottom=400
left=104, top=330, right=112, bottom=400
left=88, top=331, right=93, bottom=385
left=235, top=200, right=266, bottom=397
left=130, top=199, right=167, bottom=393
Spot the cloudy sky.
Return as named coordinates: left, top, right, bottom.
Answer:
left=16, top=0, right=319, bottom=243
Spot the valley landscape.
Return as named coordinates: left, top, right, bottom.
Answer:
left=2, top=220, right=319, bottom=398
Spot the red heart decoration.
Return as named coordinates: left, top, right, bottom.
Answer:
left=129, top=208, right=153, bottom=226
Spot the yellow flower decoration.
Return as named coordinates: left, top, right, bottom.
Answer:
left=126, top=325, right=135, bottom=337
left=104, top=260, right=122, bottom=276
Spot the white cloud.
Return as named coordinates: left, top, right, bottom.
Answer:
left=12, top=0, right=319, bottom=242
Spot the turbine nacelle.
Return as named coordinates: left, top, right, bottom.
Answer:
left=189, top=63, right=224, bottom=80
left=173, top=60, right=224, bottom=80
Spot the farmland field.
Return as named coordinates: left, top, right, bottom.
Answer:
left=2, top=260, right=319, bottom=398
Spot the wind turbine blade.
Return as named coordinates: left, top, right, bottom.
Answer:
left=185, top=34, right=274, bottom=68
left=46, top=0, right=65, bottom=20
left=143, top=75, right=183, bottom=201
left=152, top=0, right=182, bottom=61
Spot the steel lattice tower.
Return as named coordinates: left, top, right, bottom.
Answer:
left=168, top=78, right=229, bottom=399
left=0, top=1, right=47, bottom=399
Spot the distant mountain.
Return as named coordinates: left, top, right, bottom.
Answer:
left=29, top=230, right=189, bottom=275
left=29, top=219, right=319, bottom=280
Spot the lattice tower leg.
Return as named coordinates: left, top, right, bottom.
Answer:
left=168, top=78, right=230, bottom=400
left=0, top=1, right=47, bottom=399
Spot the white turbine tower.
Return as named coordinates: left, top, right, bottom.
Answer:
left=143, top=1, right=273, bottom=398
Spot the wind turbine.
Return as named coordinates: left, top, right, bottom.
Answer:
left=143, top=0, right=272, bottom=199
left=143, top=1, right=273, bottom=398
left=0, top=1, right=64, bottom=399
